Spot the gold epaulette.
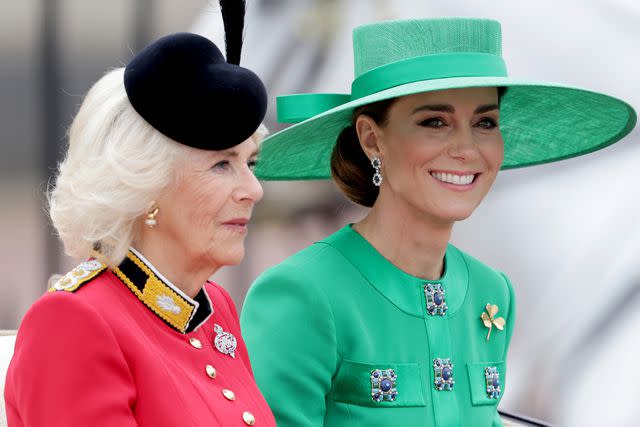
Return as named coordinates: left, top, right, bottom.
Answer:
left=48, top=260, right=107, bottom=293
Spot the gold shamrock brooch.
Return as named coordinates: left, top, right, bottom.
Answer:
left=481, top=304, right=505, bottom=341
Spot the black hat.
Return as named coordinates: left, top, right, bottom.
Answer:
left=124, top=2, right=266, bottom=150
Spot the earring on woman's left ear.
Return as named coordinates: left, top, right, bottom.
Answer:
left=145, top=202, right=159, bottom=228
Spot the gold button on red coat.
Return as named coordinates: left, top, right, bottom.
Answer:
left=205, top=365, right=216, bottom=379
left=222, top=389, right=235, bottom=401
left=243, top=411, right=255, bottom=425
left=189, top=338, right=202, bottom=349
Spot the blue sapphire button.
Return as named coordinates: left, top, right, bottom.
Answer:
left=484, top=366, right=501, bottom=399
left=433, top=358, right=454, bottom=391
left=425, top=283, right=448, bottom=316
left=442, top=367, right=451, bottom=381
left=370, top=369, right=398, bottom=402
left=434, top=291, right=443, bottom=306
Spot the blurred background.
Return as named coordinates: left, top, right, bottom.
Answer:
left=1, top=0, right=639, bottom=425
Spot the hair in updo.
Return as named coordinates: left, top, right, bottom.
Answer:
left=330, top=87, right=507, bottom=207
left=330, top=99, right=395, bottom=207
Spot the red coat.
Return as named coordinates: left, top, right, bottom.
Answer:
left=4, top=251, right=275, bottom=427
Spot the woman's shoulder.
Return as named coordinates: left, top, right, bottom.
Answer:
left=448, top=244, right=515, bottom=297
left=255, top=238, right=347, bottom=284
left=15, top=270, right=119, bottom=359
left=21, top=289, right=104, bottom=333
left=22, top=261, right=125, bottom=335
left=449, top=245, right=516, bottom=343
left=449, top=244, right=509, bottom=278
left=244, top=239, right=345, bottom=316
left=32, top=262, right=114, bottom=312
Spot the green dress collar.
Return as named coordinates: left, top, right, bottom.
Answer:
left=321, top=225, right=469, bottom=318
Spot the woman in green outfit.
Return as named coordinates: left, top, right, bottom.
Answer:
left=241, top=18, right=636, bottom=427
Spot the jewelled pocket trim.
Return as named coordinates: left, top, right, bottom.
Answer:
left=332, top=360, right=426, bottom=408
left=466, top=361, right=505, bottom=406
left=484, top=366, right=501, bottom=399
left=370, top=369, right=398, bottom=402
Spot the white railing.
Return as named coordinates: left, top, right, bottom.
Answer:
left=0, top=331, right=17, bottom=427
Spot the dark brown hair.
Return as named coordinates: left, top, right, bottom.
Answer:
left=330, top=99, right=395, bottom=207
left=330, top=87, right=507, bottom=208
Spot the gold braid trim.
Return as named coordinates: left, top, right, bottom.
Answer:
left=113, top=251, right=194, bottom=333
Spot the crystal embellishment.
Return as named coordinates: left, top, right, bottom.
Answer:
left=425, top=283, right=448, bottom=316
left=485, top=366, right=501, bottom=399
left=433, top=358, right=454, bottom=391
left=370, top=369, right=398, bottom=402
left=213, top=323, right=237, bottom=358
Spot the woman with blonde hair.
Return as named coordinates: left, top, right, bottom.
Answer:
left=4, top=2, right=276, bottom=426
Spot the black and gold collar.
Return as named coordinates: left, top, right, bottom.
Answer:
left=113, top=248, right=213, bottom=334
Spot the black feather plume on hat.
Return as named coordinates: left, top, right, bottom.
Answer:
left=219, top=0, right=246, bottom=65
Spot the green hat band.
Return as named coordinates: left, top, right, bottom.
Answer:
left=278, top=52, right=507, bottom=124
left=352, top=52, right=507, bottom=98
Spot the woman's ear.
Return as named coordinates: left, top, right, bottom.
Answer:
left=355, top=115, right=383, bottom=162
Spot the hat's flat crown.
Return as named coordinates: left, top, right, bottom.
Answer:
left=353, top=18, right=502, bottom=78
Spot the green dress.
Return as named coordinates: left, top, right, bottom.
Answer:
left=241, top=225, right=515, bottom=426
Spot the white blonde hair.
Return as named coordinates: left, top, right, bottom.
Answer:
left=49, top=68, right=269, bottom=268
left=49, top=68, right=188, bottom=267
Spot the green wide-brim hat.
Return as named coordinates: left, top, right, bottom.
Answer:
left=256, top=18, right=636, bottom=180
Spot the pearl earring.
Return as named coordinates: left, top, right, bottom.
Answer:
left=145, top=202, right=159, bottom=228
left=371, top=156, right=382, bottom=187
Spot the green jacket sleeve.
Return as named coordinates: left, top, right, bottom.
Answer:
left=493, top=272, right=517, bottom=427
left=501, top=272, right=517, bottom=359
left=241, top=263, right=338, bottom=427
left=493, top=410, right=503, bottom=427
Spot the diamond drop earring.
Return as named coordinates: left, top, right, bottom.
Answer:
left=371, top=156, right=382, bottom=187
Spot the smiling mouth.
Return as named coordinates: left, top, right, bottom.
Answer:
left=430, top=171, right=478, bottom=186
